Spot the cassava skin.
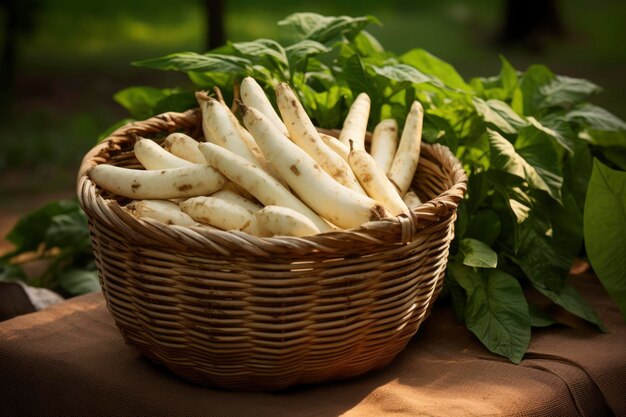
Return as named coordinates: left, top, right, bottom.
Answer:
left=134, top=138, right=193, bottom=170
left=275, top=82, right=366, bottom=195
left=126, top=200, right=201, bottom=227
left=181, top=196, right=260, bottom=235
left=241, top=76, right=289, bottom=137
left=241, top=105, right=389, bottom=229
left=349, top=145, right=409, bottom=216
left=338, top=93, right=371, bottom=150
left=89, top=164, right=226, bottom=199
left=198, top=142, right=333, bottom=233
left=370, top=119, right=398, bottom=174
left=163, top=133, right=206, bottom=164
left=388, top=101, right=424, bottom=196
left=255, top=206, right=321, bottom=237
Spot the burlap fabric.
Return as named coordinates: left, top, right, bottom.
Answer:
left=1, top=274, right=624, bottom=417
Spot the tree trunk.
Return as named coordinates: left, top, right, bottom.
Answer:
left=205, top=0, right=226, bottom=51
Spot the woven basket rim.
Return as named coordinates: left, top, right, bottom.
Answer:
left=77, top=109, right=467, bottom=256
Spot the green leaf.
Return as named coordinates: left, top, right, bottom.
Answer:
left=512, top=225, right=606, bottom=330
left=113, top=86, right=172, bottom=119
left=566, top=104, right=626, bottom=147
left=231, top=38, right=288, bottom=69
left=465, top=210, right=502, bottom=246
left=298, top=84, right=348, bottom=128
left=0, top=262, right=26, bottom=282
left=5, top=200, right=82, bottom=254
left=460, top=238, right=498, bottom=268
left=499, top=56, right=519, bottom=97
left=58, top=268, right=100, bottom=296
left=97, top=118, right=135, bottom=142
left=133, top=52, right=250, bottom=73
left=188, top=71, right=235, bottom=90
left=351, top=31, right=384, bottom=57
left=488, top=129, right=562, bottom=201
left=153, top=92, right=198, bottom=114
left=528, top=304, right=556, bottom=327
left=44, top=210, right=91, bottom=251
left=369, top=63, right=432, bottom=85
left=400, top=48, right=470, bottom=91
left=566, top=103, right=626, bottom=132
left=539, top=75, right=601, bottom=109
left=526, top=116, right=574, bottom=154
left=464, top=269, right=531, bottom=363
left=278, top=13, right=379, bottom=46
left=342, top=54, right=371, bottom=96
left=473, top=98, right=528, bottom=134
left=285, top=40, right=331, bottom=68
left=584, top=159, right=626, bottom=320
left=486, top=171, right=533, bottom=227
left=515, top=64, right=555, bottom=116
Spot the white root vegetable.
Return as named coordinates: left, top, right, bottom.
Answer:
left=388, top=101, right=424, bottom=196
left=275, top=82, right=365, bottom=195
left=134, top=138, right=193, bottom=169
left=241, top=105, right=389, bottom=229
left=349, top=142, right=409, bottom=217
left=255, top=206, right=321, bottom=237
left=240, top=76, right=288, bottom=137
left=403, top=190, right=423, bottom=209
left=198, top=142, right=333, bottom=233
left=370, top=119, right=398, bottom=173
left=319, top=133, right=349, bottom=162
left=210, top=189, right=262, bottom=214
left=338, top=93, right=370, bottom=150
left=89, top=164, right=226, bottom=199
left=163, top=133, right=205, bottom=164
left=126, top=200, right=202, bottom=227
left=181, top=196, right=260, bottom=235
left=196, top=92, right=259, bottom=165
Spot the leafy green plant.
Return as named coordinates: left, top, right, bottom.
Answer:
left=3, top=13, right=625, bottom=362
left=0, top=201, right=99, bottom=297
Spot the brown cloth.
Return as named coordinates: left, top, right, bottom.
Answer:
left=1, top=274, right=624, bottom=417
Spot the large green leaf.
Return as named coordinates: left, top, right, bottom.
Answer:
left=369, top=63, right=433, bottom=86
left=231, top=39, right=288, bottom=70
left=351, top=31, right=384, bottom=57
left=4, top=200, right=82, bottom=255
left=499, top=56, right=519, bottom=98
left=399, top=48, right=470, bottom=91
left=113, top=86, right=174, bottom=120
left=512, top=225, right=605, bottom=330
left=285, top=40, right=331, bottom=69
left=525, top=116, right=574, bottom=154
left=133, top=52, right=251, bottom=73
left=538, top=75, right=601, bottom=109
left=464, top=210, right=502, bottom=246
left=488, top=129, right=562, bottom=201
left=474, top=98, right=528, bottom=134
left=464, top=269, right=531, bottom=363
left=460, top=238, right=498, bottom=268
left=584, top=159, right=626, bottom=320
left=44, top=210, right=91, bottom=252
left=566, top=104, right=626, bottom=147
left=58, top=268, right=100, bottom=296
left=513, top=64, right=555, bottom=116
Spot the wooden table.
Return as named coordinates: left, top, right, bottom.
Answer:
left=1, top=274, right=624, bottom=417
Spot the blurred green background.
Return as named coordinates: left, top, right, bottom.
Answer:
left=1, top=0, right=625, bottom=215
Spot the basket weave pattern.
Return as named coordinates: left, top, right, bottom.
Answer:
left=77, top=110, right=467, bottom=390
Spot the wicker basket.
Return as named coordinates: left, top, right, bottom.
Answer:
left=77, top=109, right=467, bottom=391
